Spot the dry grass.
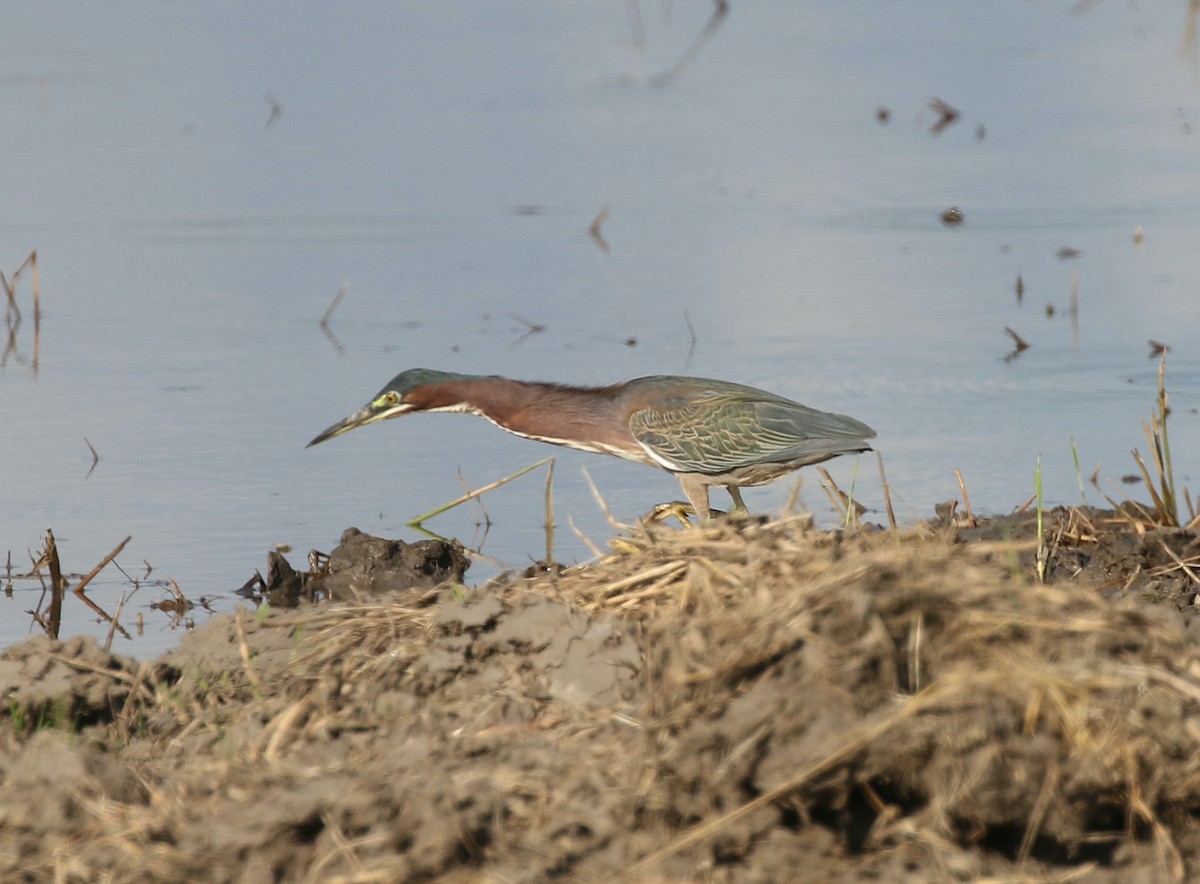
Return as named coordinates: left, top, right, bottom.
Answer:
left=2, top=512, right=1200, bottom=880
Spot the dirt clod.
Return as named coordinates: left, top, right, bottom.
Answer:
left=2, top=511, right=1200, bottom=881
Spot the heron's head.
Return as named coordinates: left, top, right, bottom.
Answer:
left=306, top=368, right=475, bottom=447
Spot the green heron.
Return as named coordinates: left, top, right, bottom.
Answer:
left=308, top=369, right=876, bottom=520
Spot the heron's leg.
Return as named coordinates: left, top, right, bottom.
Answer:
left=645, top=477, right=725, bottom=524
left=727, top=486, right=750, bottom=515
left=677, top=475, right=712, bottom=521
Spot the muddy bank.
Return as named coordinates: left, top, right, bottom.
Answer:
left=2, top=508, right=1200, bottom=881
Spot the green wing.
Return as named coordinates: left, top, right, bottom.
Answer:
left=629, top=392, right=873, bottom=474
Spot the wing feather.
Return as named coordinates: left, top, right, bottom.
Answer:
left=629, top=393, right=874, bottom=475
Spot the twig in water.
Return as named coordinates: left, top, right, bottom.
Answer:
left=1004, top=326, right=1030, bottom=361
left=263, top=90, right=283, bottom=128
left=72, top=536, right=132, bottom=595
left=589, top=206, right=610, bottom=254
left=509, top=314, right=546, bottom=347
left=456, top=467, right=492, bottom=528
left=543, top=456, right=556, bottom=564
left=929, top=97, right=960, bottom=134
left=647, top=0, right=728, bottom=87
left=321, top=283, right=348, bottom=328
left=683, top=310, right=699, bottom=364
left=84, top=437, right=100, bottom=479
left=408, top=457, right=555, bottom=527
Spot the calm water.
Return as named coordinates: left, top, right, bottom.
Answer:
left=3, top=2, right=1198, bottom=656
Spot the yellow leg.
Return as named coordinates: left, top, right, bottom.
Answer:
left=677, top=475, right=712, bottom=521
left=727, top=486, right=749, bottom=515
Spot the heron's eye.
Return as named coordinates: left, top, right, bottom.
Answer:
left=385, top=392, right=400, bottom=406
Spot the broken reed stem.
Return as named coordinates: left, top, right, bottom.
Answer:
left=1018, top=763, right=1061, bottom=866
left=843, top=455, right=862, bottom=531
left=567, top=514, right=605, bottom=559
left=582, top=467, right=635, bottom=533
left=46, top=529, right=64, bottom=640
left=455, top=467, right=491, bottom=527
left=408, top=456, right=555, bottom=526
left=1131, top=448, right=1168, bottom=523
left=589, top=206, right=609, bottom=237
left=321, top=283, right=348, bottom=328
left=1158, top=540, right=1200, bottom=589
left=105, top=590, right=130, bottom=653
left=31, top=250, right=39, bottom=321
left=235, top=609, right=264, bottom=696
left=43, top=652, right=149, bottom=694
left=816, top=467, right=847, bottom=519
left=2, top=250, right=38, bottom=321
left=1154, top=354, right=1177, bottom=525
left=72, top=535, right=132, bottom=595
left=543, top=456, right=556, bottom=564
left=908, top=611, right=923, bottom=692
left=876, top=451, right=898, bottom=542
left=1035, top=456, right=1046, bottom=583
left=954, top=469, right=975, bottom=524
left=0, top=271, right=14, bottom=318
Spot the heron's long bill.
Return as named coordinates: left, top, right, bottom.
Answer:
left=307, top=401, right=407, bottom=448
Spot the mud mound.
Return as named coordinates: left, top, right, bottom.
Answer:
left=1, top=513, right=1200, bottom=881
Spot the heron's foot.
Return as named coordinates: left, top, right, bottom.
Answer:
left=727, top=487, right=751, bottom=517
left=646, top=501, right=725, bottom=526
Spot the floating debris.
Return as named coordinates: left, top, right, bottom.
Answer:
left=929, top=97, right=960, bottom=135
